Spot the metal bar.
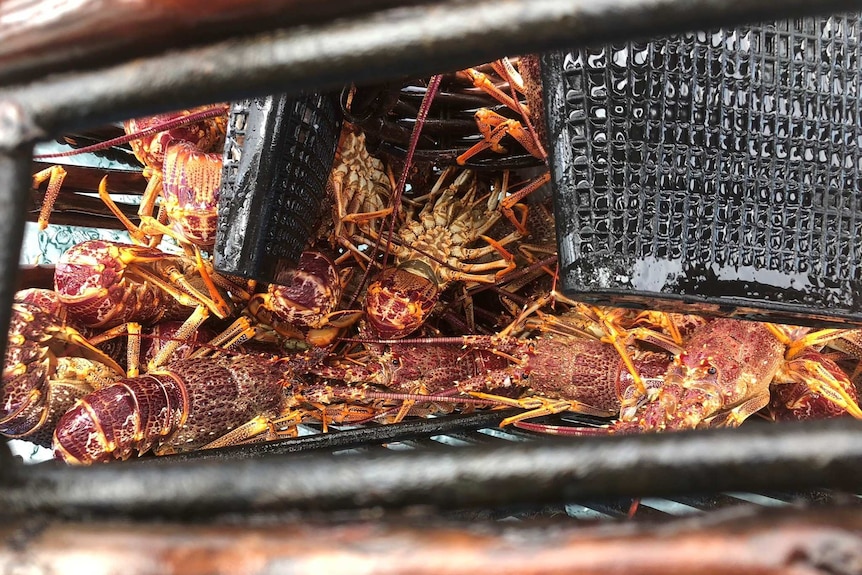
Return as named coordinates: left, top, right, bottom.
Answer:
left=3, top=0, right=862, bottom=140
left=0, top=0, right=441, bottom=85
left=0, top=104, right=35, bottom=367
left=135, top=409, right=523, bottom=464
left=2, top=506, right=861, bottom=574
left=4, top=419, right=862, bottom=518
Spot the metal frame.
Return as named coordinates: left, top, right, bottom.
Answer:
left=4, top=418, right=862, bottom=518
left=3, top=506, right=862, bottom=574
left=4, top=0, right=862, bottom=518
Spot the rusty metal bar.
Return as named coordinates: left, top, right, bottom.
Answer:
left=4, top=0, right=862, bottom=141
left=1, top=506, right=861, bottom=574
left=141, top=409, right=524, bottom=464
left=0, top=0, right=440, bottom=85
left=5, top=0, right=861, bottom=89
left=0, top=106, right=35, bottom=367
left=4, top=419, right=862, bottom=519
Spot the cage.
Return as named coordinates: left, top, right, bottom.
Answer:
left=3, top=1, right=862, bottom=573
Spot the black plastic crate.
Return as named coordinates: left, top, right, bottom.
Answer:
left=543, top=14, right=862, bottom=326
left=214, top=92, right=342, bottom=284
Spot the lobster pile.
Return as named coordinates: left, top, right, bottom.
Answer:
left=10, top=58, right=862, bottom=465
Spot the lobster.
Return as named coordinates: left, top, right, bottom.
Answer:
left=313, top=320, right=672, bottom=426
left=354, top=168, right=522, bottom=338
left=33, top=105, right=228, bottom=253
left=1, top=301, right=123, bottom=447
left=507, top=318, right=862, bottom=436
left=327, top=127, right=394, bottom=250
left=53, top=238, right=244, bottom=329
left=245, top=250, right=362, bottom=347
left=609, top=318, right=862, bottom=432
left=53, top=350, right=321, bottom=464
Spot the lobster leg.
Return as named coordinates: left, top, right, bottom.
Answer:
left=97, top=175, right=151, bottom=245
left=491, top=57, right=548, bottom=162
left=764, top=323, right=854, bottom=359
left=707, top=391, right=771, bottom=428
left=189, top=317, right=258, bottom=358
left=147, top=306, right=209, bottom=371
left=457, top=231, right=522, bottom=262
left=468, top=390, right=615, bottom=426
left=302, top=402, right=385, bottom=431
left=196, top=412, right=301, bottom=450
left=491, top=58, right=526, bottom=95
left=456, top=111, right=544, bottom=165
left=33, top=165, right=68, bottom=230
left=499, top=172, right=551, bottom=235
left=777, top=356, right=862, bottom=419
left=458, top=67, right=523, bottom=113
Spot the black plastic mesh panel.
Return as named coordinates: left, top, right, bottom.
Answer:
left=214, top=92, right=342, bottom=284
left=543, top=14, right=862, bottom=326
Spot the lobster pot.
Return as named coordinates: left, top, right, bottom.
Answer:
left=544, top=14, right=862, bottom=326
left=214, top=92, right=342, bottom=284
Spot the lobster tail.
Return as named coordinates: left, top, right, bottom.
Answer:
left=53, top=375, right=184, bottom=464
left=53, top=390, right=125, bottom=464
left=3, top=302, right=122, bottom=446
left=52, top=355, right=289, bottom=464
left=1, top=362, right=49, bottom=439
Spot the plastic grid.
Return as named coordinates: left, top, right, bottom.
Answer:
left=544, top=14, right=862, bottom=324
left=214, top=93, right=342, bottom=283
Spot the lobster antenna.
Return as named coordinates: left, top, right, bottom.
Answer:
left=34, top=105, right=229, bottom=159
left=346, top=74, right=443, bottom=310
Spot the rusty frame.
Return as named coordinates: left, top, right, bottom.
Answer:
left=2, top=2, right=862, bottom=562
left=3, top=506, right=862, bottom=575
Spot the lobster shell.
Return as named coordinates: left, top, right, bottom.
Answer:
left=53, top=354, right=293, bottom=464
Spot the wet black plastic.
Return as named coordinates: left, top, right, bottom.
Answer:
left=544, top=15, right=862, bottom=326
left=214, top=92, right=342, bottom=283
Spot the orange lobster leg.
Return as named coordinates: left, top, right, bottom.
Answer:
left=457, top=110, right=544, bottom=165
left=33, top=165, right=68, bottom=230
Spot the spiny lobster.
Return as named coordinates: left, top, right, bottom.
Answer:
left=245, top=250, right=362, bottom=347
left=52, top=239, right=242, bottom=340
left=313, top=315, right=672, bottom=426
left=34, top=105, right=228, bottom=253
left=53, top=350, right=321, bottom=464
left=1, top=301, right=123, bottom=447
left=356, top=168, right=522, bottom=338
left=612, top=318, right=862, bottom=432
left=506, top=318, right=862, bottom=436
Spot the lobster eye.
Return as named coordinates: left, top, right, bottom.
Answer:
left=707, top=366, right=717, bottom=375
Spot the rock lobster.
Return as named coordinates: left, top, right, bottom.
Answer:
left=53, top=351, right=317, bottom=464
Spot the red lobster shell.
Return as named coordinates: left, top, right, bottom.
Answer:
left=53, top=354, right=302, bottom=464
left=247, top=251, right=360, bottom=346
left=161, top=141, right=222, bottom=249
left=54, top=239, right=205, bottom=328
left=2, top=302, right=122, bottom=447
left=125, top=106, right=226, bottom=172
